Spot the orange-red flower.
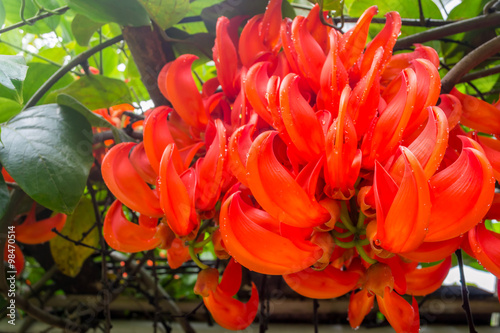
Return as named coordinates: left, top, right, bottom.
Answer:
left=203, top=259, right=259, bottom=330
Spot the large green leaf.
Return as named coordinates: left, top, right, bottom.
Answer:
left=0, top=98, right=22, bottom=123
left=309, top=0, right=343, bottom=13
left=0, top=55, right=27, bottom=92
left=45, top=75, right=133, bottom=110
left=201, top=0, right=295, bottom=32
left=22, top=62, right=75, bottom=106
left=0, top=0, right=6, bottom=27
left=0, top=172, right=9, bottom=220
left=67, top=0, right=151, bottom=27
left=3, top=0, right=61, bottom=34
left=137, top=0, right=190, bottom=30
left=348, top=0, right=443, bottom=37
left=50, top=197, right=99, bottom=277
left=0, top=104, right=93, bottom=214
left=57, top=94, right=133, bottom=143
left=71, top=14, right=105, bottom=46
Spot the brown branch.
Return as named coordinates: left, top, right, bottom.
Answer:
left=0, top=6, right=70, bottom=34
left=395, top=11, right=500, bottom=50
left=441, top=35, right=500, bottom=93
left=459, top=64, right=500, bottom=83
left=15, top=294, right=91, bottom=332
left=110, top=252, right=195, bottom=333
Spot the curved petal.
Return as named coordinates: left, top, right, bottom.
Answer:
left=129, top=142, right=157, bottom=185
left=204, top=284, right=259, bottom=330
left=102, top=143, right=163, bottom=217
left=325, top=85, right=361, bottom=200
left=374, top=147, right=431, bottom=253
left=247, top=131, right=330, bottom=228
left=485, top=192, right=500, bottom=220
left=196, top=119, right=227, bottom=211
left=219, top=193, right=322, bottom=275
left=347, top=47, right=383, bottom=137
left=362, top=68, right=417, bottom=168
left=228, top=123, right=255, bottom=187
left=426, top=139, right=495, bottom=242
left=317, top=29, right=348, bottom=116
left=451, top=88, right=500, bottom=135
left=16, top=204, right=66, bottom=245
left=399, top=236, right=463, bottom=262
left=404, top=58, right=442, bottom=136
left=477, top=135, right=500, bottom=181
left=291, top=15, right=326, bottom=91
left=239, top=15, right=271, bottom=68
left=382, top=43, right=440, bottom=85
left=143, top=106, right=175, bottom=174
left=164, top=54, right=207, bottom=129
left=103, top=200, right=163, bottom=253
left=244, top=62, right=273, bottom=125
left=214, top=16, right=240, bottom=100
left=348, top=289, right=374, bottom=330
left=279, top=73, right=325, bottom=161
left=359, top=11, right=402, bottom=77
left=438, top=94, right=462, bottom=130
left=377, top=289, right=419, bottom=333
left=283, top=264, right=362, bottom=299
left=158, top=144, right=198, bottom=236
left=260, top=0, right=282, bottom=52
left=390, top=106, right=449, bottom=181
left=340, top=6, right=378, bottom=70
left=167, top=238, right=192, bottom=269
left=405, top=256, right=452, bottom=296
left=468, top=223, right=500, bottom=278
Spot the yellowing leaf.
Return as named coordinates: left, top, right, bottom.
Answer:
left=50, top=198, right=99, bottom=277
left=137, top=0, right=190, bottom=30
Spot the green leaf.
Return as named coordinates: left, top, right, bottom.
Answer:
left=348, top=0, right=443, bottom=37
left=57, top=94, right=133, bottom=143
left=137, top=0, right=190, bottom=30
left=0, top=104, right=93, bottom=214
left=3, top=0, right=61, bottom=34
left=50, top=197, right=99, bottom=277
left=0, top=55, right=27, bottom=91
left=22, top=62, right=75, bottom=105
left=71, top=14, right=105, bottom=46
left=309, top=0, right=343, bottom=13
left=0, top=172, right=9, bottom=220
left=201, top=0, right=295, bottom=32
left=45, top=75, right=133, bottom=110
left=0, top=0, right=6, bottom=27
left=0, top=98, right=22, bottom=123
left=67, top=0, right=151, bottom=27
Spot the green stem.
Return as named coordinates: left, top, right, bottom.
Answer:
left=339, top=201, right=356, bottom=234
left=356, top=211, right=366, bottom=229
left=355, top=244, right=377, bottom=264
left=193, top=234, right=213, bottom=248
left=334, top=238, right=356, bottom=249
left=188, top=244, right=208, bottom=270
left=332, top=230, right=354, bottom=239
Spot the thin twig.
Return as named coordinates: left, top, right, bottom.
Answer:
left=441, top=35, right=500, bottom=93
left=459, top=65, right=500, bottom=83
left=23, top=34, right=124, bottom=110
left=313, top=299, right=319, bottom=333
left=87, top=180, right=112, bottom=333
left=51, top=228, right=102, bottom=252
left=0, top=6, right=70, bottom=34
left=455, top=249, right=478, bottom=333
left=395, top=11, right=500, bottom=50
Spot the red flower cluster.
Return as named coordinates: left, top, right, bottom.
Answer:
left=101, top=0, right=500, bottom=331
